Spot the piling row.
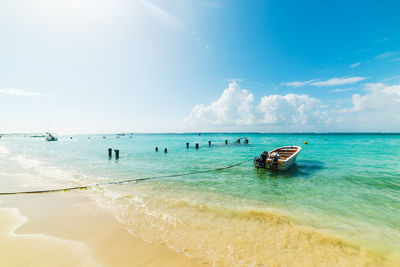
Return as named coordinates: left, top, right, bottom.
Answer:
left=153, top=139, right=248, bottom=154
left=108, top=148, right=120, bottom=159
left=107, top=139, right=248, bottom=159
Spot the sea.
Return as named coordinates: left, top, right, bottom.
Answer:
left=0, top=133, right=399, bottom=266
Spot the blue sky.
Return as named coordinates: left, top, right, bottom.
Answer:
left=1, top=0, right=400, bottom=133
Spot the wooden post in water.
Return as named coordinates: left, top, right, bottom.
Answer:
left=208, top=141, right=211, bottom=146
left=186, top=143, right=189, bottom=149
left=155, top=147, right=158, bottom=152
left=195, top=143, right=199, bottom=149
left=108, top=148, right=112, bottom=157
left=225, top=140, right=228, bottom=145
left=114, top=149, right=119, bottom=159
left=164, top=148, right=167, bottom=153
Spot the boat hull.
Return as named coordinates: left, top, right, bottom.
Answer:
left=254, top=146, right=301, bottom=171
left=45, top=132, right=58, bottom=141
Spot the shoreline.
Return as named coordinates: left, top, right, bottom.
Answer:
left=0, top=186, right=398, bottom=266
left=0, top=191, right=206, bottom=267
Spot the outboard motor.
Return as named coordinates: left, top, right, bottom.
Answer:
left=259, top=151, right=268, bottom=168
left=269, top=152, right=280, bottom=168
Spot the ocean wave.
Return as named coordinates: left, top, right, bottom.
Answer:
left=90, top=185, right=398, bottom=266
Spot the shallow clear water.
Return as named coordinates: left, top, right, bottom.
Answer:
left=1, top=133, right=399, bottom=265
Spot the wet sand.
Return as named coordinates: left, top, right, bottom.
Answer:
left=0, top=191, right=206, bottom=267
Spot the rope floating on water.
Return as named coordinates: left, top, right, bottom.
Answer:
left=0, top=159, right=251, bottom=195
left=108, top=159, right=250, bottom=185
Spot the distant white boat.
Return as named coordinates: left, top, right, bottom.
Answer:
left=45, top=132, right=58, bottom=141
left=254, top=146, right=301, bottom=171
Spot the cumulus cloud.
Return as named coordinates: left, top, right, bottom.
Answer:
left=185, top=81, right=254, bottom=126
left=185, top=81, right=400, bottom=132
left=336, top=83, right=400, bottom=131
left=186, top=82, right=328, bottom=129
left=343, top=83, right=400, bottom=112
left=257, top=94, right=326, bottom=125
left=0, top=88, right=53, bottom=97
left=311, top=77, right=366, bottom=86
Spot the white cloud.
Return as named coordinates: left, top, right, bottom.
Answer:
left=225, top=78, right=243, bottom=83
left=329, top=88, right=355, bottom=93
left=376, top=51, right=400, bottom=60
left=281, top=80, right=314, bottom=87
left=311, top=77, right=366, bottom=86
left=344, top=83, right=400, bottom=112
left=186, top=82, right=328, bottom=129
left=0, top=88, right=53, bottom=97
left=336, top=83, right=400, bottom=131
left=257, top=94, right=326, bottom=125
left=185, top=81, right=400, bottom=132
left=350, top=62, right=360, bottom=68
left=282, top=77, right=366, bottom=87
left=185, top=81, right=254, bottom=126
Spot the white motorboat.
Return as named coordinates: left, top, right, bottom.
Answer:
left=45, top=132, right=58, bottom=141
left=254, top=146, right=301, bottom=171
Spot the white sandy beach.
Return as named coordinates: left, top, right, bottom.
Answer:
left=0, top=191, right=206, bottom=267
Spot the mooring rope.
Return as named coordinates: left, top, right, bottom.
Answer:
left=0, top=186, right=89, bottom=195
left=0, top=159, right=251, bottom=195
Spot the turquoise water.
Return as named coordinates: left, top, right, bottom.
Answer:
left=1, top=133, right=399, bottom=265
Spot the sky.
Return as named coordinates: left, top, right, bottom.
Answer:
left=1, top=0, right=400, bottom=133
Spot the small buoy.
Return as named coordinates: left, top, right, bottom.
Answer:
left=304, top=141, right=308, bottom=145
